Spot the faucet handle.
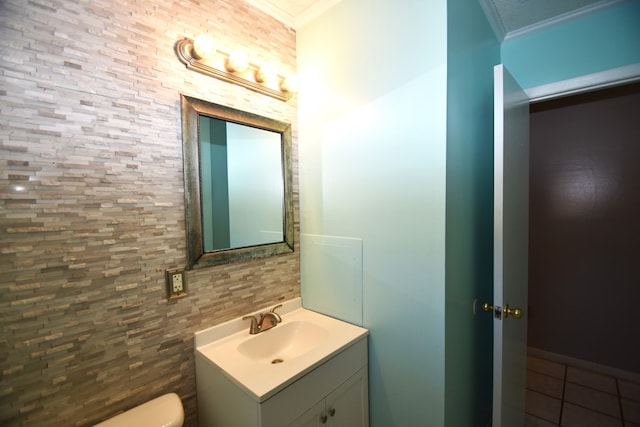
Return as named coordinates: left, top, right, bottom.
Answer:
left=242, top=315, right=259, bottom=334
left=270, top=304, right=283, bottom=312
left=269, top=304, right=283, bottom=323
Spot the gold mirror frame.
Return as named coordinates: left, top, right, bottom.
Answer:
left=181, top=94, right=294, bottom=269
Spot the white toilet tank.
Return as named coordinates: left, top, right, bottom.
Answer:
left=93, top=393, right=184, bottom=427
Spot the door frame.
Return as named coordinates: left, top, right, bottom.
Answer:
left=525, top=63, right=640, bottom=103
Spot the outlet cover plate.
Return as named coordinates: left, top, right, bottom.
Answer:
left=165, top=268, right=187, bottom=299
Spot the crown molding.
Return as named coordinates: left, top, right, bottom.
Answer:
left=504, top=0, right=625, bottom=41
left=478, top=0, right=507, bottom=42
left=243, top=0, right=342, bottom=29
left=243, top=0, right=295, bottom=27
left=294, top=0, right=342, bottom=28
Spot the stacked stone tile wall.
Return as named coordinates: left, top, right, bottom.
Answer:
left=0, top=0, right=299, bottom=425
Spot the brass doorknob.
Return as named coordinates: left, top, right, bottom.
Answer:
left=504, top=304, right=523, bottom=319
left=482, top=302, right=523, bottom=319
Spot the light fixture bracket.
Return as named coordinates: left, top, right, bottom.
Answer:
left=175, top=38, right=292, bottom=102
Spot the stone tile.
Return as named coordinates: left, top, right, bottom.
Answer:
left=0, top=0, right=300, bottom=426
left=561, top=402, right=623, bottom=427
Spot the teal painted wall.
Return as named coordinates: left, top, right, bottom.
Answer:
left=445, top=0, right=499, bottom=425
left=297, top=0, right=448, bottom=425
left=502, top=0, right=640, bottom=89
left=299, top=1, right=637, bottom=426
left=200, top=117, right=230, bottom=251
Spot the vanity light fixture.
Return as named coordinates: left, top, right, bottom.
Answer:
left=175, top=35, right=297, bottom=101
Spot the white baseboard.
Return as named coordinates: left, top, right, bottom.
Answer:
left=528, top=346, right=640, bottom=384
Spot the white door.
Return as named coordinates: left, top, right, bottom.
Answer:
left=491, top=64, right=529, bottom=427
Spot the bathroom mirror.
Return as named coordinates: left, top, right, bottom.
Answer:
left=181, top=94, right=294, bottom=269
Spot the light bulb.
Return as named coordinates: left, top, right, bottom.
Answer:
left=226, top=50, right=249, bottom=73
left=192, top=34, right=216, bottom=59
left=280, top=74, right=299, bottom=93
left=255, top=63, right=277, bottom=83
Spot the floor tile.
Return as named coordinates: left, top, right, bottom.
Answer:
left=561, top=402, right=623, bottom=427
left=526, top=414, right=559, bottom=426
left=619, top=379, right=640, bottom=402
left=527, top=389, right=562, bottom=424
left=566, top=366, right=618, bottom=394
left=622, top=398, right=640, bottom=424
left=564, top=382, right=621, bottom=418
left=528, top=355, right=566, bottom=380
left=528, top=369, right=565, bottom=399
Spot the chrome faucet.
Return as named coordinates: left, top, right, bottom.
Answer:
left=242, top=304, right=283, bottom=334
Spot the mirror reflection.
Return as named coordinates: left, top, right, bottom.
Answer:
left=181, top=95, right=294, bottom=269
left=199, top=117, right=284, bottom=251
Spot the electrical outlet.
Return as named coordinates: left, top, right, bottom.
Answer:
left=166, top=268, right=187, bottom=299
left=171, top=273, right=183, bottom=293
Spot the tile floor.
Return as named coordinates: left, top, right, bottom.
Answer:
left=526, top=354, right=640, bottom=427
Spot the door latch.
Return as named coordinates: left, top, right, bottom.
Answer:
left=482, top=302, right=502, bottom=319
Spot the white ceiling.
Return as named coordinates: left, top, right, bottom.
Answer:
left=244, top=0, right=621, bottom=39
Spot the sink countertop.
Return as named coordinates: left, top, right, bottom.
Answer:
left=194, top=298, right=368, bottom=402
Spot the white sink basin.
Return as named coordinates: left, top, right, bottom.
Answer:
left=237, top=320, right=329, bottom=363
left=194, top=298, right=368, bottom=401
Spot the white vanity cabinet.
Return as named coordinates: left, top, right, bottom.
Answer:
left=288, top=367, right=368, bottom=427
left=195, top=336, right=368, bottom=427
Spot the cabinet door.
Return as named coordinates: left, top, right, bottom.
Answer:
left=288, top=400, right=325, bottom=427
left=327, top=367, right=368, bottom=427
left=288, top=367, right=369, bottom=427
